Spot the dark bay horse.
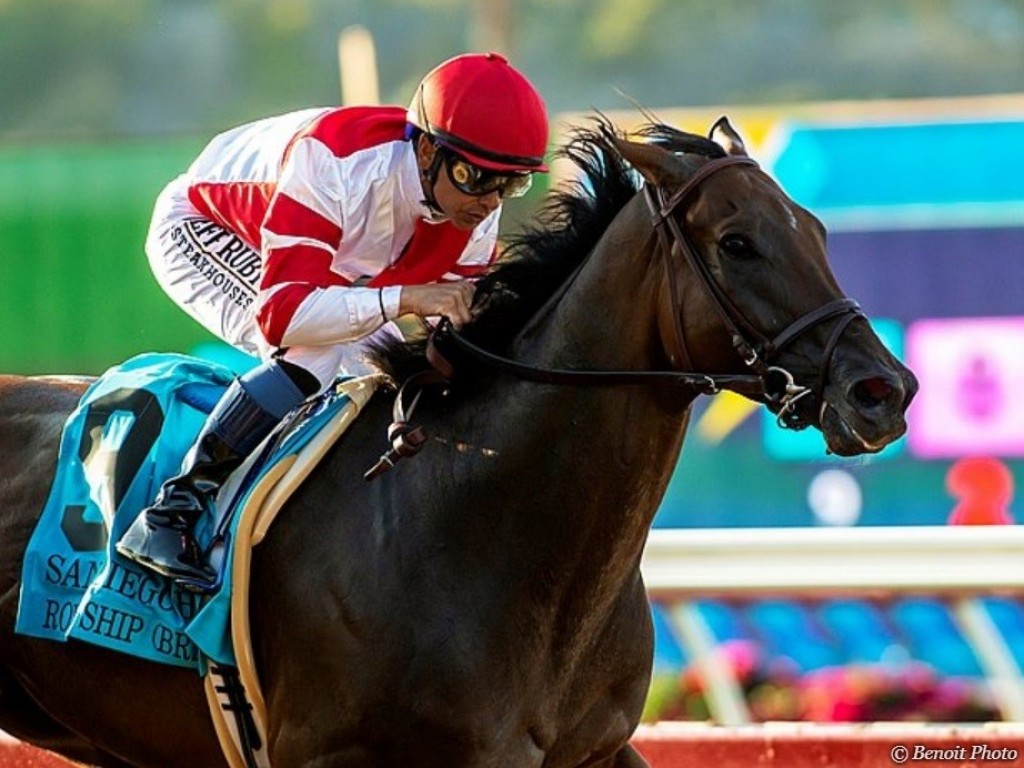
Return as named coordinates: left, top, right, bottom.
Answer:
left=0, top=118, right=915, bottom=767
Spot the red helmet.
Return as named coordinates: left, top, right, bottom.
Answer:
left=408, top=52, right=549, bottom=173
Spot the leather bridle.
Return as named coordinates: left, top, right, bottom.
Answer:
left=365, top=153, right=865, bottom=479
left=643, top=154, right=864, bottom=428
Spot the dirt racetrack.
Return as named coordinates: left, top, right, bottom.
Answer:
left=6, top=723, right=1024, bottom=767
left=0, top=736, right=72, bottom=768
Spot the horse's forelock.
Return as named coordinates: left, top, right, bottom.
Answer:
left=368, top=119, right=698, bottom=387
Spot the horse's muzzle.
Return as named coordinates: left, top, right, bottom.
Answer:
left=821, top=365, right=918, bottom=456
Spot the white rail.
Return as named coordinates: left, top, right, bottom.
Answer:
left=640, top=526, right=1024, bottom=725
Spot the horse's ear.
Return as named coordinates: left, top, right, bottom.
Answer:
left=709, top=116, right=748, bottom=157
left=608, top=136, right=682, bottom=188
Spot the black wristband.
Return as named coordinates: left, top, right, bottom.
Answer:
left=378, top=288, right=388, bottom=323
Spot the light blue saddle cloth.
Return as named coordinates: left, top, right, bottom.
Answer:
left=15, top=352, right=353, bottom=670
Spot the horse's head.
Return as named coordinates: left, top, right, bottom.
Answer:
left=612, top=117, right=917, bottom=456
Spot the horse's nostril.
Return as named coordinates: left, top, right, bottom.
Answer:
left=903, top=370, right=920, bottom=403
left=853, top=376, right=895, bottom=409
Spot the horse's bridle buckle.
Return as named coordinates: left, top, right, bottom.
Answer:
left=765, top=365, right=813, bottom=428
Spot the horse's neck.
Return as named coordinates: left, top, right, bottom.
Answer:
left=517, top=198, right=664, bottom=373
left=467, top=205, right=693, bottom=598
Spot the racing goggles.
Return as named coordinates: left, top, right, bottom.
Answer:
left=443, top=151, right=533, bottom=199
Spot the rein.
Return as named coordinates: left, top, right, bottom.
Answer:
left=365, top=153, right=863, bottom=480
left=428, top=317, right=765, bottom=396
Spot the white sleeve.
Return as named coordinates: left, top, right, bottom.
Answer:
left=275, top=284, right=403, bottom=347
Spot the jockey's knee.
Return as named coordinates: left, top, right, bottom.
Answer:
left=274, top=359, right=321, bottom=398
left=276, top=346, right=351, bottom=393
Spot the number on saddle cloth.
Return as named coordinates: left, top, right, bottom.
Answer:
left=14, top=353, right=235, bottom=668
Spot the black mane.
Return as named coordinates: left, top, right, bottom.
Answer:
left=369, top=118, right=726, bottom=386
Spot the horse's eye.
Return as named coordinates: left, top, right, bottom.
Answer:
left=719, top=234, right=755, bottom=258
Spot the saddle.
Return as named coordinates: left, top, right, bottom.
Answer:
left=15, top=352, right=380, bottom=768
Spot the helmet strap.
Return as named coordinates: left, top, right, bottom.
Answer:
left=417, top=136, right=447, bottom=220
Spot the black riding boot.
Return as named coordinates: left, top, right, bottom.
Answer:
left=115, top=379, right=282, bottom=587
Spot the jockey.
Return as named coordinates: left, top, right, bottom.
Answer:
left=116, top=52, right=549, bottom=588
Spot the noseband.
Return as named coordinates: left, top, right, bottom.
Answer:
left=644, top=154, right=864, bottom=428
left=366, top=154, right=864, bottom=478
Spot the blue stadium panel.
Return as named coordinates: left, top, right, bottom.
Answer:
left=889, top=597, right=983, bottom=677
left=816, top=599, right=901, bottom=664
left=745, top=599, right=843, bottom=671
left=695, top=599, right=750, bottom=643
